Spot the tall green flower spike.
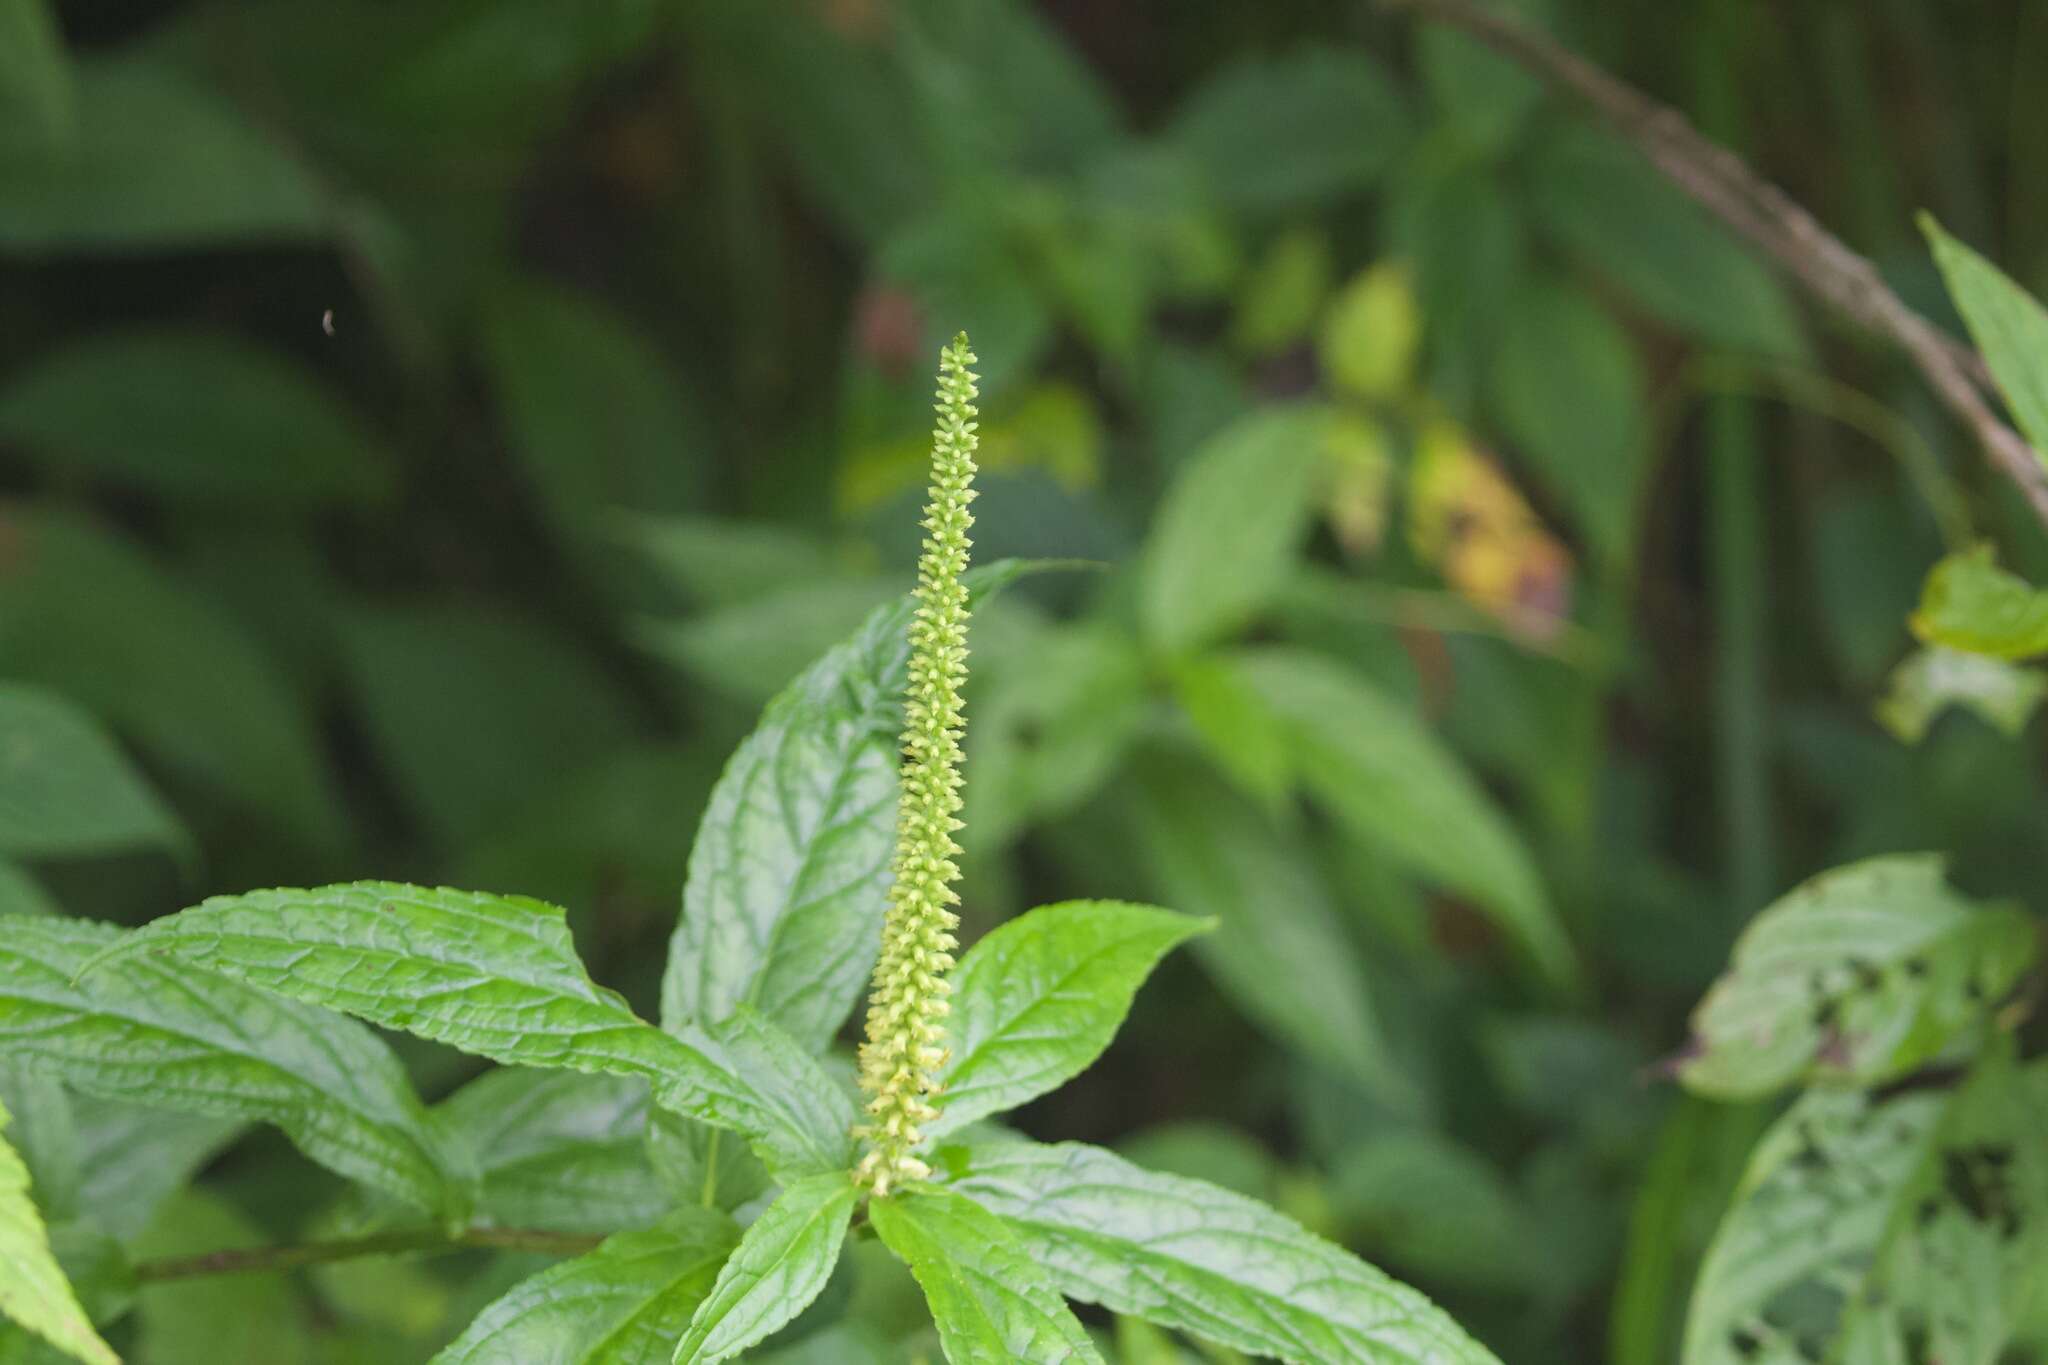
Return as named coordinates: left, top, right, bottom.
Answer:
left=855, top=332, right=979, bottom=1195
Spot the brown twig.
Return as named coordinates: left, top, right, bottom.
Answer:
left=1377, top=0, right=2048, bottom=530
left=131, top=1226, right=605, bottom=1282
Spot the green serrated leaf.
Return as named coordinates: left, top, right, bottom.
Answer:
left=660, top=561, right=1044, bottom=1051
left=0, top=55, right=326, bottom=254
left=1910, top=543, right=2048, bottom=660
left=0, top=684, right=184, bottom=863
left=0, top=915, right=461, bottom=1218
left=1142, top=407, right=1333, bottom=655
left=940, top=1140, right=1500, bottom=1365
left=1684, top=1050, right=2048, bottom=1364
left=1232, top=646, right=1579, bottom=990
left=0, top=1101, right=115, bottom=1365
left=432, top=1208, right=737, bottom=1365
left=1923, top=215, right=2048, bottom=458
left=1126, top=755, right=1415, bottom=1111
left=870, top=1185, right=1103, bottom=1365
left=0, top=330, right=394, bottom=507
left=672, top=1174, right=857, bottom=1365
left=928, top=902, right=1209, bottom=1139
left=434, top=1070, right=668, bottom=1235
left=1876, top=644, right=2048, bottom=743
left=1678, top=855, right=2037, bottom=1100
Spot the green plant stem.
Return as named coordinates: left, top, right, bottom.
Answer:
left=131, top=1226, right=605, bottom=1283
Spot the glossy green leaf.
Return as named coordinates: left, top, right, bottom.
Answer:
left=1488, top=274, right=1648, bottom=562
left=1910, top=543, right=2048, bottom=660
left=0, top=510, right=343, bottom=854
left=1876, top=644, right=2048, bottom=743
left=869, top=1185, right=1103, bottom=1365
left=1234, top=647, right=1578, bottom=989
left=0, top=1101, right=114, bottom=1365
left=0, top=684, right=183, bottom=862
left=1677, top=855, right=2036, bottom=1100
left=434, top=1070, right=668, bottom=1235
left=432, top=1209, right=737, bottom=1365
left=940, top=1140, right=1501, bottom=1365
left=0, top=56, right=326, bottom=254
left=0, top=1, right=70, bottom=144
left=672, top=1174, right=857, bottom=1365
left=0, top=915, right=460, bottom=1217
left=1526, top=123, right=1805, bottom=358
left=0, top=330, right=394, bottom=506
left=1923, top=215, right=2048, bottom=457
left=927, top=902, right=1210, bottom=1139
left=1167, top=46, right=1410, bottom=214
left=1141, top=406, right=1332, bottom=655
left=1127, top=756, right=1414, bottom=1110
left=1684, top=1052, right=2048, bottom=1364
left=661, top=562, right=1039, bottom=1050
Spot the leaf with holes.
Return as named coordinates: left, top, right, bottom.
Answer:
left=1677, top=855, right=2035, bottom=1101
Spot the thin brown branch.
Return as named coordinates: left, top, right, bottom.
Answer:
left=1377, top=0, right=2048, bottom=531
left=131, top=1226, right=605, bottom=1282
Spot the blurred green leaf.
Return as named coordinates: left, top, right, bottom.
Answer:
left=0, top=684, right=184, bottom=863
left=1115, top=1123, right=1278, bottom=1202
left=1418, top=0, right=1549, bottom=153
left=432, top=1208, right=736, bottom=1365
left=1329, top=1131, right=1529, bottom=1291
left=1910, top=543, right=2048, bottom=660
left=0, top=867, right=54, bottom=919
left=928, top=901, right=1209, bottom=1138
left=1128, top=756, right=1415, bottom=1111
left=1235, top=646, right=1578, bottom=990
left=134, top=1191, right=311, bottom=1365
left=0, top=331, right=394, bottom=506
left=880, top=200, right=1052, bottom=394
left=0, top=56, right=325, bottom=254
left=1685, top=1053, right=2048, bottom=1364
left=1878, top=645, right=2048, bottom=743
left=1319, top=263, right=1421, bottom=402
left=1923, top=214, right=2048, bottom=457
left=1141, top=406, right=1331, bottom=655
left=0, top=510, right=343, bottom=854
left=636, top=579, right=900, bottom=704
left=674, top=1174, right=856, bottom=1365
left=433, top=1070, right=668, bottom=1235
left=1166, top=46, right=1411, bottom=215
left=0, top=1100, right=114, bottom=1365
left=1678, top=855, right=2036, bottom=1100
left=0, top=915, right=462, bottom=1218
left=611, top=517, right=849, bottom=609
left=1385, top=155, right=1527, bottom=410
left=868, top=1185, right=1104, bottom=1365
left=1231, top=228, right=1333, bottom=357
left=1170, top=653, right=1294, bottom=811
left=339, top=603, right=638, bottom=847
left=1488, top=274, right=1648, bottom=562
left=59, top=1099, right=240, bottom=1244
left=1525, top=123, right=1806, bottom=358
left=941, top=1139, right=1501, bottom=1364
left=480, top=279, right=708, bottom=549
left=0, top=1, right=70, bottom=145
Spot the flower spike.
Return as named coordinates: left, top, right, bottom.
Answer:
left=855, top=332, right=979, bottom=1195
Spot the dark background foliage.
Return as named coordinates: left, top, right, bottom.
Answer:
left=5, top=0, right=2048, bottom=1360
